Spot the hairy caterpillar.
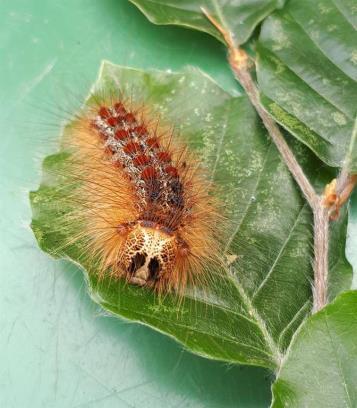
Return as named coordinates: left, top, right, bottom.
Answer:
left=61, top=89, right=224, bottom=294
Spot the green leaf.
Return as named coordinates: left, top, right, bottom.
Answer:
left=30, top=61, right=351, bottom=369
left=271, top=290, right=357, bottom=407
left=257, top=0, right=357, bottom=170
left=129, top=0, right=285, bottom=45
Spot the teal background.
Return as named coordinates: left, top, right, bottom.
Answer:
left=0, top=1, right=355, bottom=407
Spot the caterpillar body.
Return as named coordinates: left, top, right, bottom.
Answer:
left=64, top=92, right=223, bottom=293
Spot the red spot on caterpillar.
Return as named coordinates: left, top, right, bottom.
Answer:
left=114, top=129, right=128, bottom=140
left=157, top=151, right=171, bottom=162
left=133, top=154, right=150, bottom=167
left=165, top=165, right=178, bottom=178
left=123, top=142, right=141, bottom=155
left=147, top=137, right=159, bottom=149
left=133, top=125, right=147, bottom=136
left=99, top=106, right=110, bottom=118
left=124, top=113, right=136, bottom=125
left=107, top=116, right=119, bottom=127
left=114, top=102, right=126, bottom=116
left=141, top=166, right=157, bottom=180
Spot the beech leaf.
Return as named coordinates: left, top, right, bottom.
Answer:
left=129, top=0, right=285, bottom=45
left=272, top=290, right=357, bottom=407
left=30, top=62, right=352, bottom=369
left=257, top=0, right=357, bottom=170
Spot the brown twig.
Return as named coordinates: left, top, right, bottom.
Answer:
left=201, top=7, right=350, bottom=313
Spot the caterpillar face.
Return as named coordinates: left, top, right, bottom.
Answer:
left=120, top=222, right=179, bottom=287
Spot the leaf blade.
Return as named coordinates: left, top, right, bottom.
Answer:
left=257, top=0, right=357, bottom=169
left=271, top=290, right=357, bottom=407
left=129, top=0, right=285, bottom=45
left=30, top=62, right=352, bottom=368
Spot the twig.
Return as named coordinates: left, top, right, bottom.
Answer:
left=312, top=204, right=329, bottom=311
left=201, top=7, right=333, bottom=313
left=319, top=117, right=356, bottom=308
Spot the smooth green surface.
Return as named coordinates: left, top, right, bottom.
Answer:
left=271, top=290, right=357, bottom=407
left=31, top=62, right=351, bottom=372
left=1, top=2, right=356, bottom=408
left=257, top=0, right=357, bottom=169
left=130, top=0, right=285, bottom=45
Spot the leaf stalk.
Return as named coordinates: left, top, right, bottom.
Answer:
left=201, top=7, right=355, bottom=313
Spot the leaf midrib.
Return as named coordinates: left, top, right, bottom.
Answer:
left=277, top=299, right=310, bottom=348
left=225, top=141, right=273, bottom=251
left=103, top=302, right=275, bottom=361
left=226, top=268, right=283, bottom=367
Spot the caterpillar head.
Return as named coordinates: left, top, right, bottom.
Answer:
left=119, top=221, right=187, bottom=289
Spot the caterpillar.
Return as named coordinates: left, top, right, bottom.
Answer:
left=61, top=90, right=224, bottom=294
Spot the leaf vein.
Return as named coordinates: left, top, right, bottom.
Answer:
left=252, top=203, right=308, bottom=299
left=289, top=9, right=357, bottom=85
left=225, top=141, right=273, bottom=251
